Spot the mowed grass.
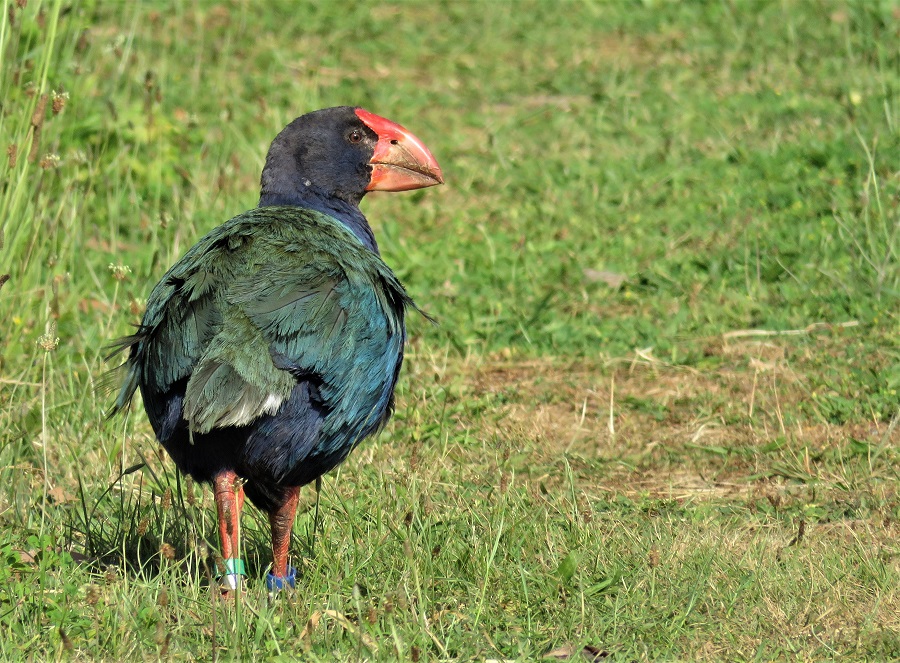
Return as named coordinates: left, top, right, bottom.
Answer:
left=1, top=0, right=898, bottom=660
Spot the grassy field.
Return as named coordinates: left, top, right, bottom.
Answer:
left=1, top=0, right=898, bottom=660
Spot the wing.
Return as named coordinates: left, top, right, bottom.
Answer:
left=110, top=207, right=411, bottom=450
left=228, top=246, right=408, bottom=448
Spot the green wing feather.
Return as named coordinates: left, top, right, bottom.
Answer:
left=112, top=206, right=410, bottom=441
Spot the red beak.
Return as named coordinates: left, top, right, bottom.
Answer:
left=355, top=108, right=444, bottom=192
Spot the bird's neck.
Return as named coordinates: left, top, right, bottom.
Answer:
left=258, top=187, right=380, bottom=255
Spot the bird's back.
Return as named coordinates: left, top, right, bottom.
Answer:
left=111, top=206, right=412, bottom=509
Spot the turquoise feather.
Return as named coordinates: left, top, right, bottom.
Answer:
left=111, top=206, right=414, bottom=506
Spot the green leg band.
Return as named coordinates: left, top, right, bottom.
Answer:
left=223, top=558, right=246, bottom=576
left=218, top=558, right=246, bottom=590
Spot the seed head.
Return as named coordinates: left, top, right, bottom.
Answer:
left=31, top=94, right=48, bottom=129
left=108, top=263, right=132, bottom=281
left=59, top=628, right=73, bottom=652
left=104, top=566, right=118, bottom=584
left=85, top=584, right=101, bottom=606
left=184, top=475, right=195, bottom=506
left=38, top=324, right=59, bottom=352
left=51, top=90, right=69, bottom=115
left=39, top=153, right=60, bottom=169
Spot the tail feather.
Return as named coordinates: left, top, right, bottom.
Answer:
left=101, top=362, right=140, bottom=418
left=101, top=330, right=146, bottom=419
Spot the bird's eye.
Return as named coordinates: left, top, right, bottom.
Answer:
left=348, top=130, right=363, bottom=144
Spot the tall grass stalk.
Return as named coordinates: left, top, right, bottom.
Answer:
left=0, top=0, right=64, bottom=277
left=831, top=131, right=899, bottom=300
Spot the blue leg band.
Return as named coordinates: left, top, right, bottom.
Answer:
left=266, top=565, right=297, bottom=592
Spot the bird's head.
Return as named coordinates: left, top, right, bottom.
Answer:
left=260, top=106, right=443, bottom=208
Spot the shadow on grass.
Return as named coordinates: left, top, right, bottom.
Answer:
left=64, top=454, right=321, bottom=585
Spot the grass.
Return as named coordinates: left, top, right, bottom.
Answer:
left=1, top=0, right=898, bottom=659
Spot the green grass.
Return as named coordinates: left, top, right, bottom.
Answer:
left=1, top=0, right=898, bottom=659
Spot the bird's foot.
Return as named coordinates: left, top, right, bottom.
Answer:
left=266, top=565, right=297, bottom=594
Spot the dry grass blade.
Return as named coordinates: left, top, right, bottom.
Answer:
left=722, top=321, right=859, bottom=339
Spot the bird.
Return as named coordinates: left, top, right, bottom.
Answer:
left=108, top=106, right=443, bottom=592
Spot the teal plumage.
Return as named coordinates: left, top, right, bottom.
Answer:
left=108, top=106, right=442, bottom=588
left=112, top=207, right=412, bottom=507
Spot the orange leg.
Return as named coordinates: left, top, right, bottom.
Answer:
left=213, top=470, right=245, bottom=591
left=268, top=486, right=300, bottom=586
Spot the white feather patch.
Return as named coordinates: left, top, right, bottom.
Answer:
left=214, top=392, right=284, bottom=429
left=262, top=393, right=284, bottom=414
